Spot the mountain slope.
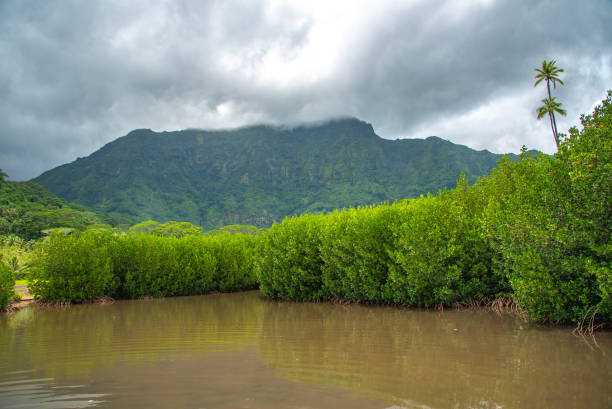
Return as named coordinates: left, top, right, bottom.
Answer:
left=33, top=118, right=514, bottom=229
left=0, top=180, right=106, bottom=239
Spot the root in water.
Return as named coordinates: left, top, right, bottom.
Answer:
left=487, top=297, right=523, bottom=316
left=573, top=306, right=604, bottom=336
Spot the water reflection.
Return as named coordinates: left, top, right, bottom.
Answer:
left=1, top=292, right=262, bottom=378
left=259, top=301, right=612, bottom=409
left=1, top=292, right=610, bottom=409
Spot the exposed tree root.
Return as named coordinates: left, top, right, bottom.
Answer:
left=34, top=300, right=72, bottom=308
left=573, top=306, right=604, bottom=336
left=93, top=296, right=115, bottom=304
left=449, top=297, right=524, bottom=316
left=487, top=297, right=524, bottom=316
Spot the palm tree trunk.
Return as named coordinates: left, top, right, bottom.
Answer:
left=546, top=80, right=560, bottom=148
left=551, top=111, right=559, bottom=141
left=546, top=80, right=552, bottom=99
left=548, top=112, right=559, bottom=148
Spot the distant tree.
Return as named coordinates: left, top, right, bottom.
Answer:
left=206, top=224, right=265, bottom=236
left=537, top=97, right=567, bottom=147
left=11, top=218, right=41, bottom=241
left=534, top=60, right=565, bottom=148
left=128, top=220, right=162, bottom=234
left=0, top=169, right=7, bottom=183
left=153, top=221, right=202, bottom=238
left=128, top=220, right=202, bottom=237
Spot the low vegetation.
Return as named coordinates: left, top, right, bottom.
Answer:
left=0, top=257, right=15, bottom=311
left=0, top=235, right=34, bottom=311
left=0, top=235, right=37, bottom=280
left=29, top=230, right=259, bottom=302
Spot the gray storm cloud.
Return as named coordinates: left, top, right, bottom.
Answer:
left=1, top=0, right=611, bottom=180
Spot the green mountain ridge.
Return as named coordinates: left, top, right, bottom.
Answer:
left=33, top=118, right=518, bottom=229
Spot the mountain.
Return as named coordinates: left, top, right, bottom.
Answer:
left=33, top=118, right=516, bottom=229
left=0, top=180, right=106, bottom=239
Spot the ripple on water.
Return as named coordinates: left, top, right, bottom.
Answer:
left=0, top=370, right=108, bottom=409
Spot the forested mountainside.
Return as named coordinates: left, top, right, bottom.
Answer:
left=0, top=179, right=105, bottom=239
left=34, top=118, right=516, bottom=229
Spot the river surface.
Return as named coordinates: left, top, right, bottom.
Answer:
left=1, top=291, right=610, bottom=409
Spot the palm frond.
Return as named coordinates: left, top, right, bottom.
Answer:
left=533, top=59, right=564, bottom=88
left=537, top=106, right=548, bottom=119
left=537, top=97, right=567, bottom=117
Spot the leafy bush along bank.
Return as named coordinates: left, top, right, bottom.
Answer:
left=0, top=235, right=37, bottom=280
left=30, top=231, right=260, bottom=302
left=258, top=92, right=611, bottom=325
left=27, top=92, right=610, bottom=325
left=0, top=257, right=15, bottom=311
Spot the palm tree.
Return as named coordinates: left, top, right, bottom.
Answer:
left=537, top=97, right=567, bottom=148
left=534, top=60, right=565, bottom=144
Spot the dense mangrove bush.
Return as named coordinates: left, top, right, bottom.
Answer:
left=258, top=92, right=611, bottom=325
left=257, top=188, right=507, bottom=308
left=478, top=92, right=611, bottom=323
left=110, top=234, right=210, bottom=299
left=30, top=230, right=260, bottom=302
left=319, top=204, right=398, bottom=303
left=30, top=231, right=118, bottom=302
left=388, top=186, right=507, bottom=307
left=0, top=257, right=15, bottom=311
left=257, top=213, right=328, bottom=301
left=207, top=233, right=260, bottom=292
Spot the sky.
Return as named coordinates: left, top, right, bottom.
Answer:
left=1, top=0, right=611, bottom=181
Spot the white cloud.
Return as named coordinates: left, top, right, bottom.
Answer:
left=407, top=55, right=612, bottom=154
left=0, top=0, right=611, bottom=180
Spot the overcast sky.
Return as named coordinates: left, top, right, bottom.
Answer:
left=1, top=0, right=611, bottom=181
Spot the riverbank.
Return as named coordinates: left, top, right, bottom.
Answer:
left=8, top=284, right=34, bottom=311
left=9, top=298, right=34, bottom=310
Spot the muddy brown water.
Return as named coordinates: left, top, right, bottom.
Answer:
left=0, top=291, right=610, bottom=409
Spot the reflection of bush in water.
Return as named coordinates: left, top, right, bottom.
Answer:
left=1, top=292, right=263, bottom=377
left=259, top=301, right=611, bottom=409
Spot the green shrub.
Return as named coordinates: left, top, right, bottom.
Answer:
left=29, top=228, right=260, bottom=303
left=0, top=257, right=15, bottom=311
left=319, top=205, right=398, bottom=302
left=387, top=186, right=500, bottom=307
left=480, top=153, right=601, bottom=323
left=29, top=231, right=118, bottom=302
left=114, top=234, right=182, bottom=298
left=111, top=234, right=217, bottom=298
left=558, top=91, right=612, bottom=321
left=257, top=214, right=327, bottom=301
left=1, top=234, right=37, bottom=281
left=208, top=233, right=259, bottom=292
left=174, top=236, right=219, bottom=294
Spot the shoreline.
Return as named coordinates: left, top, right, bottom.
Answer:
left=9, top=298, right=34, bottom=311
left=4, top=289, right=608, bottom=335
left=9, top=284, right=34, bottom=311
